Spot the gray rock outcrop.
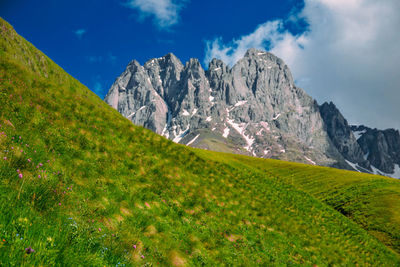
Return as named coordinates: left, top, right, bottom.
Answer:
left=319, top=101, right=400, bottom=178
left=105, top=48, right=347, bottom=168
left=351, top=125, right=400, bottom=176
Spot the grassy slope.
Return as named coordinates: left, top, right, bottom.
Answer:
left=0, top=17, right=399, bottom=266
left=193, top=150, right=400, bottom=254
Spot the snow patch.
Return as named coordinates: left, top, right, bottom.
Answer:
left=304, top=156, right=316, bottom=165
left=353, top=130, right=367, bottom=140
left=263, top=150, right=269, bottom=155
left=260, top=121, right=270, bottom=131
left=345, top=160, right=362, bottom=173
left=213, top=67, right=221, bottom=71
left=127, top=112, right=136, bottom=118
left=209, top=96, right=215, bottom=102
left=182, top=109, right=190, bottom=116
left=226, top=119, right=254, bottom=152
left=272, top=113, right=281, bottom=120
left=280, top=149, right=286, bottom=153
left=258, top=52, right=267, bottom=55
left=186, top=134, right=200, bottom=146
left=173, top=126, right=190, bottom=143
left=391, top=164, right=400, bottom=179
left=206, top=116, right=212, bottom=122
left=370, top=164, right=400, bottom=179
left=138, top=106, right=146, bottom=112
left=256, top=128, right=264, bottom=136
left=161, top=109, right=172, bottom=139
left=223, top=127, right=230, bottom=138
left=234, top=100, right=248, bottom=107
left=212, top=127, right=216, bottom=131
left=192, top=108, right=198, bottom=116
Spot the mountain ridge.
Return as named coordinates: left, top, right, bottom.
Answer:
left=106, top=50, right=400, bottom=178
left=105, top=48, right=349, bottom=169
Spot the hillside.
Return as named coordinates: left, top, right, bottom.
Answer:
left=193, top=149, right=400, bottom=253
left=1, top=17, right=400, bottom=266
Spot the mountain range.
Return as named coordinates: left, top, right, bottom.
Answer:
left=105, top=49, right=400, bottom=178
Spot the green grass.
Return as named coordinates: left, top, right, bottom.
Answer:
left=195, top=151, right=400, bottom=253
left=1, top=17, right=400, bottom=266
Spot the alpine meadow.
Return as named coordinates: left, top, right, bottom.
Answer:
left=1, top=15, right=400, bottom=267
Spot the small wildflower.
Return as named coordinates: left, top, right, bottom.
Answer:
left=133, top=244, right=137, bottom=249
left=39, top=163, right=43, bottom=167
left=18, top=173, right=23, bottom=179
left=25, top=246, right=35, bottom=254
left=98, top=228, right=101, bottom=232
left=11, top=147, right=13, bottom=149
left=145, top=202, right=151, bottom=208
left=3, top=157, right=6, bottom=160
left=38, top=175, right=41, bottom=178
left=141, top=255, right=145, bottom=259
left=58, top=203, right=61, bottom=206
left=27, top=159, right=31, bottom=162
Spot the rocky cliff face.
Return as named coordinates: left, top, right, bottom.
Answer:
left=319, top=102, right=400, bottom=178
left=319, top=102, right=370, bottom=169
left=351, top=125, right=400, bottom=176
left=105, top=48, right=347, bottom=167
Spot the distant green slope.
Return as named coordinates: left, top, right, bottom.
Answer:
left=192, top=149, right=400, bottom=254
left=1, top=17, right=399, bottom=266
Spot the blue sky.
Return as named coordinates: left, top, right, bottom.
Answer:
left=1, top=0, right=400, bottom=130
left=0, top=0, right=303, bottom=97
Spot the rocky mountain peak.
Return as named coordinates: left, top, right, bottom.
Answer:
left=105, top=49, right=348, bottom=168
left=319, top=101, right=368, bottom=167
left=349, top=125, right=400, bottom=175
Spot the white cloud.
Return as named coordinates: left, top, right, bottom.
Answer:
left=204, top=0, right=400, bottom=130
left=126, top=0, right=188, bottom=29
left=74, top=29, right=86, bottom=39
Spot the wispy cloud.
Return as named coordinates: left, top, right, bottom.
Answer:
left=204, top=0, right=400, bottom=130
left=87, top=56, right=103, bottom=63
left=74, top=29, right=86, bottom=39
left=125, top=0, right=188, bottom=29
left=108, top=53, right=117, bottom=64
left=94, top=82, right=103, bottom=95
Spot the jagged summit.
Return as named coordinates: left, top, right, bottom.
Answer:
left=106, top=48, right=400, bottom=179
left=105, top=49, right=347, bottom=168
left=320, top=102, right=400, bottom=178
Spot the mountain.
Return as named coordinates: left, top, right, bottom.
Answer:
left=2, top=17, right=400, bottom=265
left=319, top=102, right=400, bottom=178
left=351, top=125, right=400, bottom=175
left=105, top=49, right=348, bottom=168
